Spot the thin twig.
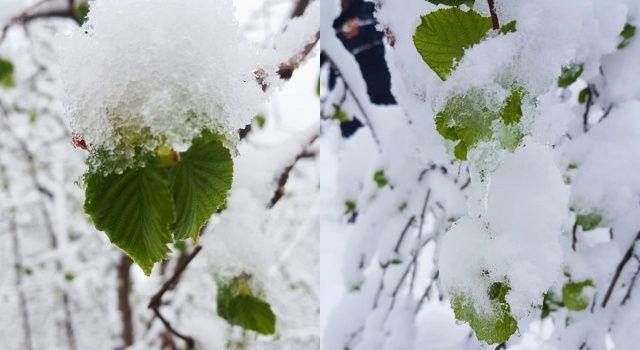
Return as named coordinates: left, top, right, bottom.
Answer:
left=1, top=166, right=34, bottom=350
left=571, top=222, right=578, bottom=251
left=410, top=189, right=432, bottom=292
left=322, top=51, right=382, bottom=150
left=1, top=3, right=80, bottom=44
left=621, top=255, right=640, bottom=305
left=393, top=216, right=416, bottom=254
left=601, top=231, right=640, bottom=307
left=256, top=31, right=320, bottom=90
left=415, top=270, right=439, bottom=314
left=148, top=246, right=203, bottom=349
left=268, top=133, right=319, bottom=208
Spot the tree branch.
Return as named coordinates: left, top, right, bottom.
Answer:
left=268, top=133, right=318, bottom=208
left=117, top=255, right=134, bottom=347
left=290, top=0, right=311, bottom=19
left=1, top=2, right=80, bottom=44
left=601, top=231, right=640, bottom=307
left=148, top=246, right=203, bottom=349
left=487, top=0, right=500, bottom=30
left=256, top=31, right=320, bottom=90
left=621, top=255, right=640, bottom=305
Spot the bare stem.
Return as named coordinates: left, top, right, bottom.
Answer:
left=148, top=246, right=203, bottom=348
left=487, top=0, right=500, bottom=30
left=601, top=231, right=640, bottom=307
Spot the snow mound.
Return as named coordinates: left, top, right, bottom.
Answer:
left=58, top=0, right=266, bottom=173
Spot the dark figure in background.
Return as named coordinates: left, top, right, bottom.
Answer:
left=323, top=0, right=396, bottom=138
left=333, top=0, right=396, bottom=106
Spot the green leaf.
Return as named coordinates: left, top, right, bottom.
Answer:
left=373, top=170, right=388, bottom=188
left=578, top=88, right=590, bottom=104
left=74, top=3, right=90, bottom=25
left=173, top=240, right=188, bottom=255
left=540, top=292, right=563, bottom=319
left=436, top=91, right=493, bottom=160
left=558, top=63, right=584, bottom=88
left=427, top=0, right=472, bottom=6
left=413, top=8, right=492, bottom=80
left=85, top=158, right=175, bottom=275
left=28, top=109, right=37, bottom=124
left=0, top=58, right=15, bottom=88
left=435, top=87, right=523, bottom=160
left=255, top=114, right=266, bottom=129
left=64, top=272, right=76, bottom=282
left=168, top=130, right=233, bottom=241
left=451, top=282, right=517, bottom=344
left=454, top=141, right=468, bottom=160
left=618, top=23, right=636, bottom=49
left=344, top=200, right=357, bottom=215
left=217, top=275, right=276, bottom=335
left=562, top=279, right=594, bottom=311
left=227, top=295, right=276, bottom=335
left=575, top=213, right=602, bottom=231
left=331, top=104, right=350, bottom=122
left=501, top=87, right=524, bottom=125
left=498, top=21, right=517, bottom=35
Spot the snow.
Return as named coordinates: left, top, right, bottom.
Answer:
left=324, top=0, right=640, bottom=348
left=57, top=0, right=267, bottom=173
left=1, top=0, right=320, bottom=348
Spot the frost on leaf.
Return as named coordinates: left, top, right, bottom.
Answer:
left=217, top=274, right=277, bottom=335
left=451, top=282, right=517, bottom=344
left=562, top=279, right=594, bottom=311
left=84, top=130, right=233, bottom=274
left=58, top=0, right=265, bottom=172
left=57, top=0, right=258, bottom=274
left=575, top=213, right=602, bottom=231
left=435, top=87, right=524, bottom=160
left=557, top=63, right=584, bottom=88
left=413, top=8, right=492, bottom=81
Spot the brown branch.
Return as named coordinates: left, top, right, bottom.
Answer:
left=487, top=0, right=500, bottom=30
left=601, top=231, right=640, bottom=307
left=256, top=31, right=320, bottom=90
left=571, top=222, right=578, bottom=251
left=148, top=246, right=203, bottom=349
left=277, top=31, right=320, bottom=80
left=117, top=255, right=134, bottom=347
left=290, top=0, right=311, bottom=18
left=1, top=3, right=80, bottom=44
left=268, top=133, right=319, bottom=208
